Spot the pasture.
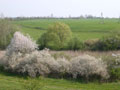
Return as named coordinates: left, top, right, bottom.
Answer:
left=13, top=18, right=120, bottom=41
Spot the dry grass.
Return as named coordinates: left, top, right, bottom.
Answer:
left=50, top=50, right=120, bottom=59
left=1, top=50, right=120, bottom=59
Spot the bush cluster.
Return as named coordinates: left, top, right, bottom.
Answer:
left=67, top=34, right=120, bottom=51
left=91, top=35, right=120, bottom=51
left=0, top=32, right=110, bottom=81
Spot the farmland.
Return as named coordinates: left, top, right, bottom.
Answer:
left=13, top=18, right=120, bottom=41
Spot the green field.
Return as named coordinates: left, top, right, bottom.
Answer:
left=13, top=18, right=120, bottom=41
left=0, top=71, right=120, bottom=90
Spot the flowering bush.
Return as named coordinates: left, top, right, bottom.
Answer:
left=14, top=50, right=60, bottom=77
left=56, top=58, right=71, bottom=74
left=2, top=49, right=61, bottom=77
left=6, top=32, right=37, bottom=55
left=70, top=55, right=109, bottom=79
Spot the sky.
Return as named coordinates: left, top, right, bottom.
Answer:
left=0, top=0, right=120, bottom=18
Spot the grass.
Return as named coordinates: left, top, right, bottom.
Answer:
left=13, top=18, right=120, bottom=41
left=0, top=70, right=120, bottom=90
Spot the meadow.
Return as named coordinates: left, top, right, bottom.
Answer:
left=13, top=18, right=120, bottom=41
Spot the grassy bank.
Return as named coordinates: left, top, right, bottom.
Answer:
left=0, top=71, right=120, bottom=90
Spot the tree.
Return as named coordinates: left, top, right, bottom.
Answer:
left=0, top=19, right=18, bottom=49
left=38, top=22, right=72, bottom=50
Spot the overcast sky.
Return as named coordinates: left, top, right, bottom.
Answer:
left=0, top=0, right=120, bottom=18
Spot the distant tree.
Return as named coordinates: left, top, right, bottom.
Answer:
left=38, top=22, right=72, bottom=50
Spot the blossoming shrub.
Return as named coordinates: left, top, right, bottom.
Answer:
left=6, top=32, right=37, bottom=54
left=0, top=32, right=61, bottom=77
left=14, top=50, right=60, bottom=77
left=56, top=58, right=71, bottom=77
left=70, top=55, right=109, bottom=80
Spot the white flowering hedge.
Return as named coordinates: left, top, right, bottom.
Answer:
left=0, top=32, right=110, bottom=80
left=70, top=55, right=109, bottom=79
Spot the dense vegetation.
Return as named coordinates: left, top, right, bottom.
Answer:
left=0, top=32, right=120, bottom=82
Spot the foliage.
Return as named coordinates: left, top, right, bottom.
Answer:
left=0, top=19, right=18, bottom=49
left=84, top=39, right=99, bottom=50
left=67, top=37, right=84, bottom=50
left=38, top=32, right=61, bottom=50
left=109, top=68, right=120, bottom=80
left=92, top=34, right=120, bottom=51
left=37, top=22, right=72, bottom=50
